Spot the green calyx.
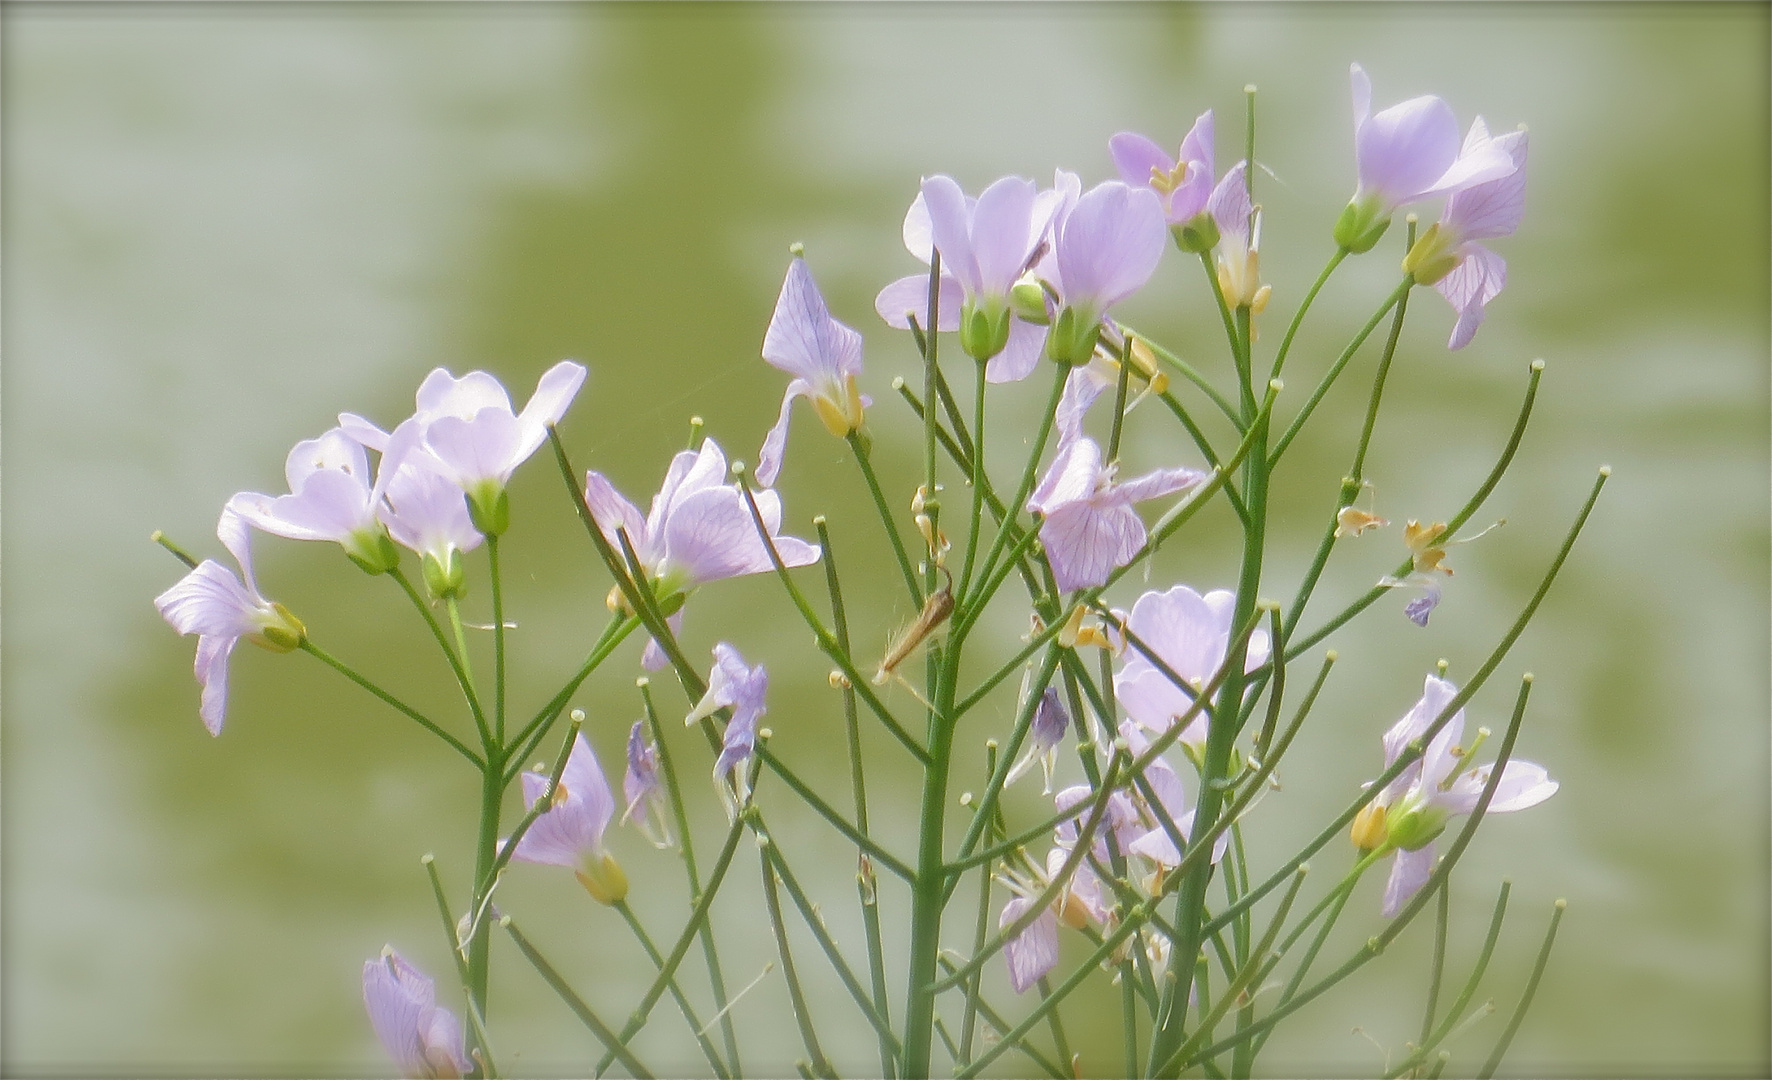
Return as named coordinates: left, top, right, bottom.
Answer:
left=1009, top=280, right=1050, bottom=325
left=1401, top=222, right=1459, bottom=286
left=465, top=482, right=510, bottom=538
left=1046, top=305, right=1102, bottom=366
left=1172, top=211, right=1220, bottom=255
left=959, top=299, right=1012, bottom=362
left=1333, top=195, right=1392, bottom=255
left=1384, top=799, right=1449, bottom=851
left=422, top=549, right=467, bottom=601
left=248, top=603, right=307, bottom=653
left=344, top=527, right=401, bottom=576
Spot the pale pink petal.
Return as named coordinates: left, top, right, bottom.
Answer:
left=338, top=412, right=391, bottom=453
left=1027, top=438, right=1101, bottom=516
left=1441, top=759, right=1558, bottom=816
left=415, top=368, right=511, bottom=420
left=1055, top=182, right=1167, bottom=310
left=970, top=175, right=1039, bottom=297
left=512, top=360, right=589, bottom=462
left=921, top=174, right=982, bottom=297
left=1437, top=244, right=1507, bottom=350
left=1357, top=92, right=1462, bottom=208
left=195, top=633, right=236, bottom=736
left=155, top=560, right=267, bottom=639
left=876, top=273, right=962, bottom=332
left=425, top=407, right=523, bottom=489
left=583, top=470, right=650, bottom=563
left=364, top=952, right=434, bottom=1077
left=763, top=258, right=864, bottom=382
left=1040, top=501, right=1146, bottom=593
left=902, top=190, right=934, bottom=263
left=1109, top=131, right=1176, bottom=207
left=1208, top=162, right=1252, bottom=245
left=1443, top=127, right=1528, bottom=241
left=1115, top=464, right=1207, bottom=504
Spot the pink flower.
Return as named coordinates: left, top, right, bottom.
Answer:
left=1113, top=585, right=1269, bottom=755
left=226, top=427, right=401, bottom=573
left=1111, top=110, right=1227, bottom=252
left=362, top=947, right=471, bottom=1079
left=757, top=256, right=867, bottom=487
left=505, top=733, right=628, bottom=905
left=621, top=720, right=672, bottom=848
left=1046, top=181, right=1167, bottom=364
left=686, top=643, right=768, bottom=817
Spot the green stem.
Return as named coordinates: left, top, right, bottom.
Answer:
left=299, top=641, right=480, bottom=767
left=505, top=614, right=638, bottom=782
left=502, top=916, right=655, bottom=1080
left=958, top=359, right=988, bottom=602
left=615, top=900, right=731, bottom=1079
left=487, top=534, right=506, bottom=745
left=1268, top=248, right=1349, bottom=383
left=1119, top=323, right=1243, bottom=426
left=1478, top=900, right=1566, bottom=1079
left=1383, top=882, right=1511, bottom=1079
left=758, top=846, right=838, bottom=1080
left=972, top=362, right=1068, bottom=609
left=445, top=595, right=493, bottom=749
left=390, top=566, right=490, bottom=742
left=849, top=431, right=924, bottom=605
left=1268, top=277, right=1413, bottom=467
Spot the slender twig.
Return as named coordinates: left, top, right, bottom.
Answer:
left=1477, top=900, right=1566, bottom=1079
left=299, top=641, right=481, bottom=767
left=503, top=916, right=655, bottom=1079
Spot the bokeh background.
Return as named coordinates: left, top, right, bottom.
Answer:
left=4, top=3, right=1767, bottom=1076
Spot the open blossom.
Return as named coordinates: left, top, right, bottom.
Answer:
left=1335, top=63, right=1517, bottom=254
left=1046, top=180, right=1167, bottom=364
left=920, top=174, right=1049, bottom=361
left=154, top=508, right=305, bottom=735
left=999, top=893, right=1060, bottom=994
left=686, top=643, right=768, bottom=816
left=1206, top=161, right=1272, bottom=317
left=621, top=720, right=672, bottom=848
left=1111, top=110, right=1226, bottom=252
left=757, top=256, right=867, bottom=487
left=505, top=732, right=628, bottom=905
left=1355, top=675, right=1558, bottom=916
left=584, top=437, right=818, bottom=668
left=378, top=449, right=484, bottom=598
left=363, top=948, right=471, bottom=1079
left=1027, top=371, right=1207, bottom=593
left=227, top=427, right=401, bottom=574
left=1402, top=119, right=1529, bottom=349
left=1113, top=585, right=1270, bottom=755
left=340, top=360, right=586, bottom=535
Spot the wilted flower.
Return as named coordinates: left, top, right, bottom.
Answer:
left=621, top=720, right=672, bottom=848
left=1004, top=687, right=1072, bottom=794
left=1027, top=372, right=1207, bottom=592
left=1113, top=585, right=1270, bottom=756
left=227, top=427, right=400, bottom=574
left=1334, top=63, right=1516, bottom=254
left=505, top=732, right=628, bottom=905
left=1402, top=119, right=1529, bottom=349
left=584, top=437, right=818, bottom=668
left=757, top=256, right=867, bottom=487
left=362, top=947, right=471, bottom=1079
left=1359, top=675, right=1558, bottom=916
left=686, top=643, right=768, bottom=817
left=154, top=508, right=305, bottom=735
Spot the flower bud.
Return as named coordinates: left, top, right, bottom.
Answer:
left=247, top=603, right=307, bottom=653
left=960, top=301, right=1013, bottom=362
left=1046, top=306, right=1102, bottom=366
left=575, top=853, right=629, bottom=906
left=424, top=550, right=467, bottom=601
left=1334, top=196, right=1391, bottom=255
left=344, top=527, right=401, bottom=577
left=1349, top=802, right=1389, bottom=851
left=1010, top=279, right=1050, bottom=325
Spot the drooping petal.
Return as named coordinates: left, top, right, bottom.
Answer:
left=582, top=469, right=650, bottom=565
left=511, top=360, right=588, bottom=463
left=1440, top=759, right=1558, bottom=815
left=364, top=949, right=470, bottom=1080
left=1040, top=501, right=1147, bottom=593
left=1442, top=125, right=1528, bottom=242
left=641, top=611, right=684, bottom=673
left=1381, top=845, right=1438, bottom=918
left=1114, top=464, right=1208, bottom=505
left=1000, top=896, right=1060, bottom=994
left=194, top=633, right=237, bottom=737
left=763, top=258, right=864, bottom=384
left=1027, top=437, right=1102, bottom=518
left=1436, top=243, right=1507, bottom=350
left=754, top=380, right=808, bottom=490
left=155, top=560, right=268, bottom=639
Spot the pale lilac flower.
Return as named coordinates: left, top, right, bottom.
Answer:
left=686, top=643, right=768, bottom=816
left=1117, top=721, right=1228, bottom=868
left=757, top=256, right=867, bottom=487
left=340, top=360, right=586, bottom=535
left=1054, top=783, right=1145, bottom=866
left=1027, top=371, right=1206, bottom=592
left=227, top=427, right=400, bottom=573
left=621, top=720, right=672, bottom=848
left=1206, top=162, right=1271, bottom=316
left=584, top=438, right=818, bottom=668
left=1005, top=687, right=1072, bottom=794
left=1335, top=63, right=1517, bottom=253
left=154, top=508, right=305, bottom=735
left=1402, top=119, right=1529, bottom=349
left=378, top=449, right=485, bottom=598
left=1111, top=110, right=1222, bottom=250
left=363, top=947, right=471, bottom=1079
left=999, top=894, right=1060, bottom=994
left=921, top=174, right=1051, bottom=361
left=1361, top=675, right=1558, bottom=916
left=1113, top=585, right=1270, bottom=756
left=1046, top=181, right=1167, bottom=364
left=505, top=732, right=628, bottom=904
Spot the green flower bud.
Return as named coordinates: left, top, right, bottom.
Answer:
left=248, top=602, right=307, bottom=653
left=1010, top=280, right=1050, bottom=325
left=344, top=528, right=401, bottom=576
left=1333, top=196, right=1392, bottom=255
left=1384, top=800, right=1449, bottom=851
left=1046, top=306, right=1101, bottom=366
left=959, top=301, right=1012, bottom=362
left=1401, top=222, right=1458, bottom=286
left=422, top=549, right=466, bottom=601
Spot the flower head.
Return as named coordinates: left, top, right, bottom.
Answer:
left=1362, top=675, right=1558, bottom=915
left=227, top=427, right=400, bottom=574
left=1027, top=373, right=1207, bottom=593
left=920, top=174, right=1053, bottom=360
left=378, top=447, right=485, bottom=599
left=1047, top=181, right=1167, bottom=363
left=686, top=643, right=768, bottom=817
left=1005, top=687, right=1073, bottom=794
left=1111, top=110, right=1222, bottom=250
left=757, top=256, right=867, bottom=487
left=154, top=508, right=305, bottom=735
left=1335, top=64, right=1517, bottom=253
left=362, top=947, right=471, bottom=1079
left=506, top=732, right=627, bottom=905
left=621, top=720, right=672, bottom=849
left=999, top=894, right=1060, bottom=994
left=583, top=437, right=818, bottom=668
left=1113, top=585, right=1270, bottom=756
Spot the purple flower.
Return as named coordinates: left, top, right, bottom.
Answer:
left=1334, top=64, right=1517, bottom=254
left=757, top=256, right=867, bottom=487
left=584, top=437, right=819, bottom=669
left=1027, top=372, right=1206, bottom=592
left=1046, top=181, right=1167, bottom=363
left=505, top=732, right=628, bottom=905
left=1116, top=721, right=1228, bottom=867
left=920, top=174, right=1057, bottom=361
left=1113, top=585, right=1270, bottom=756
left=226, top=427, right=401, bottom=574
left=362, top=947, right=471, bottom=1079
left=1204, top=161, right=1272, bottom=318
left=621, top=720, right=672, bottom=848
left=1111, top=110, right=1223, bottom=251
left=1005, top=687, right=1072, bottom=794
left=378, top=447, right=485, bottom=598
left=999, top=894, right=1060, bottom=994
left=1403, top=119, right=1529, bottom=349
left=340, top=360, right=586, bottom=535
left=154, top=508, right=305, bottom=735
left=1358, top=675, right=1558, bottom=916
left=686, top=643, right=768, bottom=816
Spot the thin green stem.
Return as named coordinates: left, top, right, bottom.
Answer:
left=1268, top=277, right=1413, bottom=466
left=505, top=614, right=638, bottom=782
left=1383, top=882, right=1511, bottom=1079
left=958, top=359, right=988, bottom=601
left=759, top=846, right=838, bottom=1080
left=1120, top=323, right=1243, bottom=427
left=1267, top=248, right=1349, bottom=384
left=1478, top=900, right=1566, bottom=1079
left=615, top=901, right=731, bottom=1080
left=1422, top=874, right=1453, bottom=1051
left=849, top=431, right=924, bottom=605
left=937, top=957, right=1068, bottom=1079
left=502, top=916, right=655, bottom=1079
left=973, top=362, right=1068, bottom=607
left=299, top=641, right=480, bottom=767
left=487, top=534, right=506, bottom=745
left=390, top=566, right=491, bottom=741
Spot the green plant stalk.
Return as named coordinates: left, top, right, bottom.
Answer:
left=1478, top=900, right=1566, bottom=1079
left=900, top=645, right=959, bottom=1078
left=971, top=362, right=1068, bottom=608
left=1422, top=874, right=1453, bottom=1050
left=1119, top=321, right=1243, bottom=426
left=389, top=566, right=491, bottom=740
left=615, top=900, right=731, bottom=1080
left=1036, top=976, right=1075, bottom=1072
left=487, top=533, right=506, bottom=744
left=505, top=614, right=638, bottom=783
left=1267, top=247, right=1349, bottom=384
left=937, top=957, right=1069, bottom=1080
left=1268, top=277, right=1413, bottom=466
left=464, top=742, right=505, bottom=1042
left=444, top=595, right=493, bottom=749
left=959, top=359, right=989, bottom=601
left=482, top=712, right=584, bottom=894
left=641, top=682, right=742, bottom=1076
left=849, top=431, right=924, bottom=605
left=1152, top=387, right=1250, bottom=525
left=759, top=845, right=838, bottom=1080
left=1383, top=882, right=1512, bottom=1079
left=422, top=855, right=498, bottom=1080
left=298, top=641, right=481, bottom=767
left=502, top=916, right=655, bottom=1080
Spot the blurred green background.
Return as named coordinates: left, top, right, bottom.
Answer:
left=4, top=3, right=1767, bottom=1076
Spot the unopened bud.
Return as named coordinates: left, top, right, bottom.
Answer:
left=425, top=549, right=468, bottom=601
left=1010, top=279, right=1050, bottom=325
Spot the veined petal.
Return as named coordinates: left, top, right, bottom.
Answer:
left=921, top=174, right=982, bottom=297
left=583, top=469, right=650, bottom=566
left=763, top=258, right=864, bottom=383
left=510, top=734, right=615, bottom=867
left=194, top=632, right=238, bottom=736
left=1027, top=437, right=1102, bottom=516
left=363, top=951, right=436, bottom=1078
left=216, top=506, right=263, bottom=600
left=970, top=175, right=1039, bottom=298
left=1383, top=674, right=1462, bottom=772
left=1441, top=759, right=1558, bottom=815
left=1109, top=131, right=1177, bottom=208
left=1000, top=896, right=1060, bottom=994
left=381, top=454, right=483, bottom=562
left=875, top=273, right=962, bottom=332
left=1208, top=162, right=1252, bottom=246
left=1055, top=181, right=1166, bottom=310
left=1171, top=109, right=1217, bottom=221
left=1442, top=126, right=1528, bottom=241
left=425, top=407, right=523, bottom=489
left=1115, top=464, right=1207, bottom=505
left=1437, top=243, right=1507, bottom=350
left=1039, top=501, right=1146, bottom=593
left=155, top=560, right=269, bottom=639
left=1381, top=845, right=1437, bottom=918
left=984, top=317, right=1047, bottom=384
left=1357, top=91, right=1462, bottom=207
left=754, top=380, right=807, bottom=490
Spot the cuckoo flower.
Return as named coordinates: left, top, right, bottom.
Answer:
left=1206, top=161, right=1272, bottom=319
left=686, top=643, right=768, bottom=817
left=1352, top=675, right=1558, bottom=916
left=363, top=947, right=471, bottom=1080
left=999, top=892, right=1060, bottom=995
left=340, top=360, right=586, bottom=536
left=1402, top=119, right=1529, bottom=349
left=1334, top=63, right=1516, bottom=254
left=1046, top=180, right=1166, bottom=364
left=621, top=720, right=672, bottom=848
left=378, top=449, right=484, bottom=599
left=584, top=437, right=818, bottom=668
left=1117, top=721, right=1228, bottom=869
left=757, top=255, right=866, bottom=487
left=1027, top=371, right=1207, bottom=592
left=1111, top=109, right=1222, bottom=251
left=505, top=732, right=627, bottom=905
left=227, top=427, right=401, bottom=574
left=154, top=508, right=305, bottom=735
left=920, top=174, right=1049, bottom=361
left=1113, top=584, right=1270, bottom=756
